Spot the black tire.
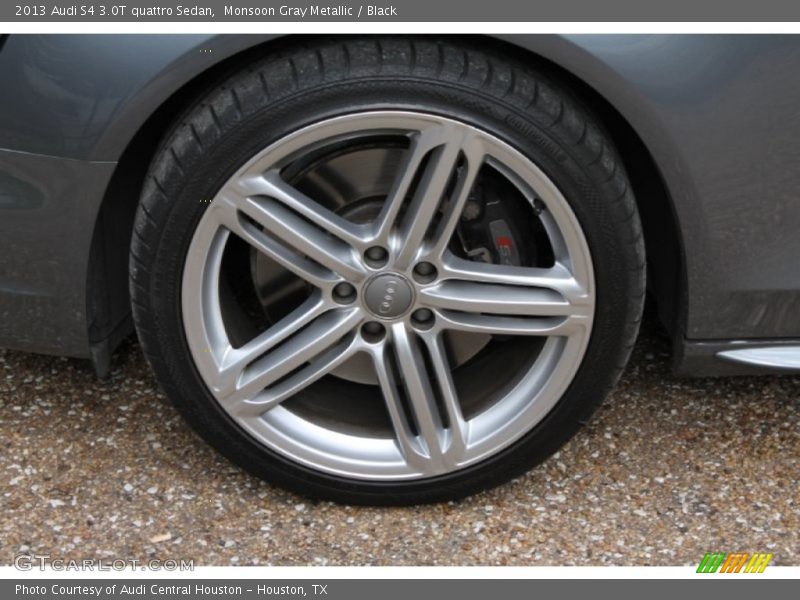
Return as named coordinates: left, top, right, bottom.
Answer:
left=130, top=37, right=645, bottom=505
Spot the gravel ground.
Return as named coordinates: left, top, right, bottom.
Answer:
left=1, top=319, right=798, bottom=566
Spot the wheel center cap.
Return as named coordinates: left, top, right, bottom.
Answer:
left=363, top=273, right=414, bottom=319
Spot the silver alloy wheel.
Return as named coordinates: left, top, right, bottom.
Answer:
left=182, top=111, right=595, bottom=481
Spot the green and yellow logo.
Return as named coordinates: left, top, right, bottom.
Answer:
left=697, top=552, right=773, bottom=573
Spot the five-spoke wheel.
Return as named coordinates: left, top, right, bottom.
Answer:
left=131, top=39, right=644, bottom=503
left=182, top=112, right=594, bottom=479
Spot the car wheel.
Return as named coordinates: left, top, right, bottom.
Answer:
left=130, top=38, right=645, bottom=504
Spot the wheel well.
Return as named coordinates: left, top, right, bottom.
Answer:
left=510, top=45, right=686, bottom=338
left=86, top=35, right=686, bottom=374
left=86, top=40, right=286, bottom=375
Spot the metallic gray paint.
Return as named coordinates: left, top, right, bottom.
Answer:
left=1, top=34, right=799, bottom=374
left=0, top=35, right=272, bottom=160
left=0, top=148, right=115, bottom=357
left=503, top=35, right=800, bottom=341
left=0, top=34, right=272, bottom=358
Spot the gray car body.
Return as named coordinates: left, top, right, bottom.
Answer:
left=1, top=34, right=798, bottom=376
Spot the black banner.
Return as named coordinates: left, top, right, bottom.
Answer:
left=5, top=0, right=800, bottom=22
left=5, top=579, right=798, bottom=600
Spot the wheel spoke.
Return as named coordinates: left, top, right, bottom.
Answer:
left=215, top=308, right=362, bottom=417
left=425, top=148, right=484, bottom=260
left=422, top=279, right=575, bottom=316
left=371, top=323, right=466, bottom=475
left=423, top=258, right=593, bottom=335
left=375, top=125, right=484, bottom=268
left=245, top=335, right=361, bottom=412
left=239, top=170, right=367, bottom=249
left=441, top=256, right=588, bottom=300
left=210, top=202, right=340, bottom=289
left=216, top=181, right=367, bottom=282
left=419, top=332, right=468, bottom=456
left=216, top=294, right=326, bottom=384
left=435, top=311, right=585, bottom=337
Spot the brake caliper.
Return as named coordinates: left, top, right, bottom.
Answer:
left=456, top=181, right=533, bottom=267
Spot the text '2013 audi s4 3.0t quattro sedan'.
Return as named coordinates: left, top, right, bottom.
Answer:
left=1, top=35, right=799, bottom=504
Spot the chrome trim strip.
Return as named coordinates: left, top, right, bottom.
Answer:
left=717, top=346, right=800, bottom=370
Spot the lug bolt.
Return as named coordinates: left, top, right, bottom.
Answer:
left=332, top=282, right=357, bottom=304
left=361, top=321, right=386, bottom=343
left=364, top=246, right=389, bottom=267
left=412, top=262, right=437, bottom=283
left=411, top=308, right=434, bottom=329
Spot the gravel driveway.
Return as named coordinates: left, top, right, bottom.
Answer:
left=1, top=318, right=798, bottom=566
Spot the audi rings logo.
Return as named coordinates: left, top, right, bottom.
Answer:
left=378, top=279, right=400, bottom=314
left=365, top=273, right=413, bottom=318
